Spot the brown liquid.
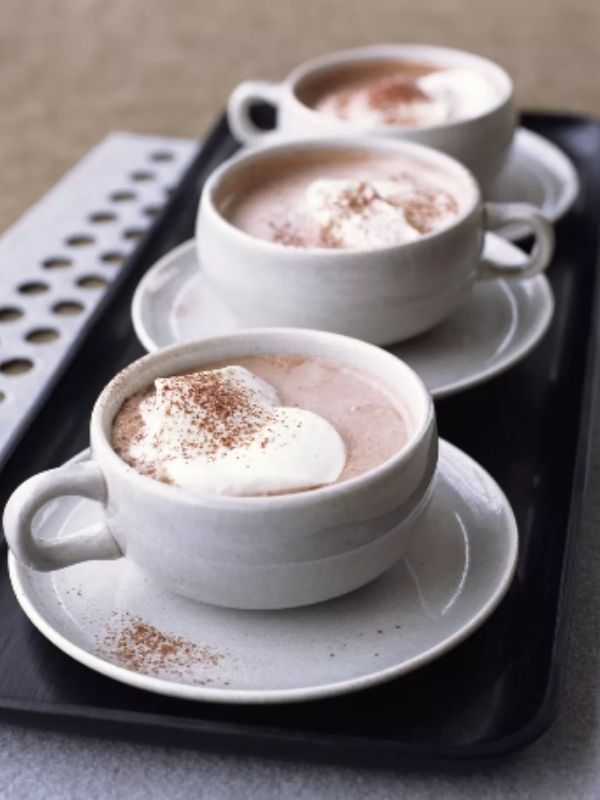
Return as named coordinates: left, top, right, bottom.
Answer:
left=218, top=149, right=462, bottom=249
left=297, top=59, right=440, bottom=121
left=112, top=354, right=409, bottom=490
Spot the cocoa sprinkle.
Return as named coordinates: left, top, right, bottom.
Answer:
left=315, top=178, right=457, bottom=246
left=402, top=188, right=458, bottom=233
left=263, top=163, right=458, bottom=251
left=269, top=220, right=306, bottom=247
left=156, top=370, right=273, bottom=460
left=334, top=180, right=379, bottom=213
left=367, top=76, right=429, bottom=110
left=99, top=612, right=224, bottom=676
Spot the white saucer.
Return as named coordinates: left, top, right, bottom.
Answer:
left=132, top=239, right=554, bottom=399
left=487, top=128, right=579, bottom=239
left=9, top=440, right=518, bottom=705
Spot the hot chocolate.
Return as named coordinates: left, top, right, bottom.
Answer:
left=300, top=59, right=501, bottom=128
left=219, top=150, right=463, bottom=251
left=112, top=354, right=409, bottom=496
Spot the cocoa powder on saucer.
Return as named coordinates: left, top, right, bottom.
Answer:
left=99, top=611, right=224, bottom=677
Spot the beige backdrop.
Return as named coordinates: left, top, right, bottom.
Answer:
left=1, top=0, right=597, bottom=231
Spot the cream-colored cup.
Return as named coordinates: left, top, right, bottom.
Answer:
left=3, top=329, right=437, bottom=610
left=228, top=44, right=516, bottom=190
left=196, top=137, right=554, bottom=346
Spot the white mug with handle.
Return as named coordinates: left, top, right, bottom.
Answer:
left=3, top=329, right=438, bottom=610
left=228, top=44, right=516, bottom=191
left=196, top=137, right=554, bottom=346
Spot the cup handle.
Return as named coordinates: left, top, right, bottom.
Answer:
left=479, top=202, right=555, bottom=279
left=227, top=80, right=282, bottom=144
left=3, top=461, right=122, bottom=571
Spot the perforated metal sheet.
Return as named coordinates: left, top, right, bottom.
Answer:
left=0, top=132, right=198, bottom=464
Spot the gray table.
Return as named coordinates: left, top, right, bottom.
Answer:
left=1, top=412, right=599, bottom=798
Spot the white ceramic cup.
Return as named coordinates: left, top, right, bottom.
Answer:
left=3, top=329, right=437, bottom=610
left=196, top=137, right=554, bottom=346
left=227, top=44, right=516, bottom=190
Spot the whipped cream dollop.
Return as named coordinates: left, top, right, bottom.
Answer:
left=300, top=177, right=457, bottom=249
left=316, top=67, right=498, bottom=128
left=127, top=366, right=346, bottom=496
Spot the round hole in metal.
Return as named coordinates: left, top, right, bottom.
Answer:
left=110, top=190, right=137, bottom=202
left=131, top=171, right=155, bottom=182
left=77, top=275, right=107, bottom=289
left=89, top=211, right=117, bottom=224
left=42, top=256, right=73, bottom=270
left=0, top=358, right=33, bottom=375
left=25, top=328, right=60, bottom=344
left=150, top=151, right=174, bottom=162
left=0, top=306, right=24, bottom=322
left=123, top=228, right=145, bottom=241
left=53, top=301, right=84, bottom=316
left=100, top=251, right=125, bottom=265
left=66, top=234, right=95, bottom=248
left=18, top=282, right=49, bottom=295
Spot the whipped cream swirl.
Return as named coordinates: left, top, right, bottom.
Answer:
left=126, top=366, right=346, bottom=496
left=295, top=177, right=458, bottom=249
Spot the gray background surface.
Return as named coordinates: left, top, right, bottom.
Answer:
left=2, top=0, right=599, bottom=796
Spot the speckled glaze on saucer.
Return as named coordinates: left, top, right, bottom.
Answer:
left=9, top=440, right=518, bottom=704
left=132, top=238, right=553, bottom=399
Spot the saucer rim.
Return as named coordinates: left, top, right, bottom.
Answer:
left=8, top=440, right=518, bottom=705
left=131, top=238, right=554, bottom=400
left=410, top=272, right=554, bottom=399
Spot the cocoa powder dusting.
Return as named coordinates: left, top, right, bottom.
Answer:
left=367, top=76, right=429, bottom=110
left=112, top=354, right=409, bottom=490
left=112, top=369, right=276, bottom=478
left=161, top=371, right=272, bottom=458
left=402, top=188, right=459, bottom=233
left=269, top=220, right=306, bottom=247
left=99, top=612, right=224, bottom=677
left=314, top=177, right=457, bottom=246
left=335, top=180, right=379, bottom=212
left=225, top=170, right=457, bottom=251
left=319, top=220, right=343, bottom=249
left=330, top=75, right=433, bottom=126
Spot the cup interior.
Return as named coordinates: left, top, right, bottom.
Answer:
left=290, top=45, right=513, bottom=128
left=296, top=59, right=435, bottom=109
left=93, top=329, right=433, bottom=503
left=206, top=137, right=480, bottom=252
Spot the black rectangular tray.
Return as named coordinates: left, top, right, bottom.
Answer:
left=0, top=112, right=598, bottom=768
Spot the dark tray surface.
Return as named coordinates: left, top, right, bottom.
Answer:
left=0, top=112, right=598, bottom=768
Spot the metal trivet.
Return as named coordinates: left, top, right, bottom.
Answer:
left=0, top=132, right=198, bottom=464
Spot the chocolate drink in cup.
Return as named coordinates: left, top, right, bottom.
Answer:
left=306, top=59, right=501, bottom=129
left=112, top=354, right=409, bottom=496
left=219, top=148, right=462, bottom=251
